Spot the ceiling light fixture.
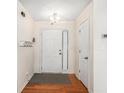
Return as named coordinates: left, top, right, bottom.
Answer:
left=50, top=13, right=60, bottom=25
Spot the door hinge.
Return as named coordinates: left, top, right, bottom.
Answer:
left=79, top=70, right=80, bottom=73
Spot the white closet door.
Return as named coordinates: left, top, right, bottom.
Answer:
left=79, top=19, right=89, bottom=88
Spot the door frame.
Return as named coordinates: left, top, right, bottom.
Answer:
left=39, top=28, right=69, bottom=73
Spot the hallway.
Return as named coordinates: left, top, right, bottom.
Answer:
left=18, top=0, right=93, bottom=92
left=22, top=74, right=88, bottom=93
left=17, top=0, right=107, bottom=93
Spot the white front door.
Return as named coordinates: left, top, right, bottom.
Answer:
left=42, top=30, right=62, bottom=73
left=79, top=19, right=89, bottom=88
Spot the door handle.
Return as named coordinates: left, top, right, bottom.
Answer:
left=84, top=57, right=88, bottom=60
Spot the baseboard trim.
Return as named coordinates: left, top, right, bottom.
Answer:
left=79, top=80, right=88, bottom=91
left=18, top=73, right=34, bottom=93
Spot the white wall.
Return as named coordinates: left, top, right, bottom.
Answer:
left=33, top=21, right=76, bottom=74
left=93, top=0, right=107, bottom=93
left=17, top=1, right=34, bottom=93
left=75, top=2, right=93, bottom=93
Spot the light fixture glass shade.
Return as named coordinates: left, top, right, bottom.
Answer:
left=50, top=13, right=60, bottom=25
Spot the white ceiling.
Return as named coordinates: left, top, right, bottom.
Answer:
left=20, top=0, right=91, bottom=21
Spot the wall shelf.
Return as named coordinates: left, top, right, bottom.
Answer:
left=19, top=41, right=33, bottom=47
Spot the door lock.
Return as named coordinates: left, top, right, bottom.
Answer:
left=84, top=57, right=88, bottom=59
left=59, top=50, right=62, bottom=51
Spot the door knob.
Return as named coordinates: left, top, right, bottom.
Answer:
left=84, top=57, right=88, bottom=59
left=59, top=53, right=62, bottom=55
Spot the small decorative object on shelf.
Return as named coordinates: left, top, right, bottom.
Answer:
left=32, top=37, right=35, bottom=43
left=21, top=11, right=25, bottom=17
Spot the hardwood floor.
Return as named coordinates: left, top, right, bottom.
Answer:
left=22, top=74, right=88, bottom=93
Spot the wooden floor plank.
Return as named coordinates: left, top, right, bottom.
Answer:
left=22, top=74, right=88, bottom=93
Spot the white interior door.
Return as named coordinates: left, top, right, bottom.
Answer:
left=79, top=19, right=89, bottom=88
left=42, top=30, right=62, bottom=73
